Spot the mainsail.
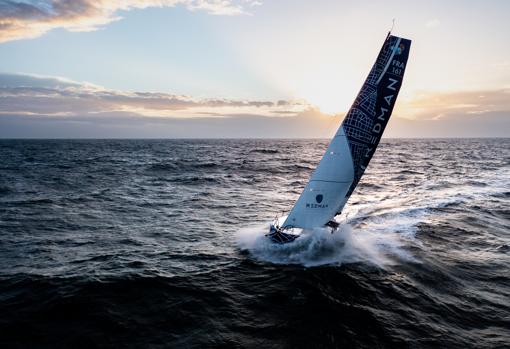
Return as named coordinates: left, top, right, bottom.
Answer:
left=282, top=33, right=411, bottom=229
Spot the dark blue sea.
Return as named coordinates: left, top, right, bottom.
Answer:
left=0, top=139, right=509, bottom=348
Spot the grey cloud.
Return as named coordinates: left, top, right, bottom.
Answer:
left=0, top=1, right=47, bottom=19
left=0, top=73, right=508, bottom=138
left=2, top=108, right=508, bottom=138
left=0, top=73, right=308, bottom=116
left=0, top=73, right=81, bottom=89
left=0, top=108, right=340, bottom=138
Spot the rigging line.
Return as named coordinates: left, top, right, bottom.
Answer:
left=319, top=111, right=341, bottom=140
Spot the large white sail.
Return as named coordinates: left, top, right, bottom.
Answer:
left=283, top=33, right=411, bottom=229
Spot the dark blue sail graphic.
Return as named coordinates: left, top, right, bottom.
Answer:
left=342, top=34, right=411, bottom=199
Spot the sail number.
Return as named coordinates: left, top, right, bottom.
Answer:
left=391, top=60, right=405, bottom=76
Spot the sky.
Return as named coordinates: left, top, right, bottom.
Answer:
left=0, top=0, right=509, bottom=138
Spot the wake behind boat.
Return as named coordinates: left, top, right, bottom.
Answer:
left=268, top=32, right=411, bottom=244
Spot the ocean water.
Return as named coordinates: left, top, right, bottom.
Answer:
left=0, top=138, right=508, bottom=348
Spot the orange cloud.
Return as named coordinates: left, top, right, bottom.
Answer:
left=396, top=89, right=510, bottom=121
left=0, top=0, right=260, bottom=43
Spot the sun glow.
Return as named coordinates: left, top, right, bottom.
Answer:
left=295, top=81, right=354, bottom=115
left=239, top=34, right=373, bottom=116
left=289, top=64, right=362, bottom=115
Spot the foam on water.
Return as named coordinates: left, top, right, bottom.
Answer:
left=237, top=158, right=510, bottom=268
left=236, top=181, right=438, bottom=267
left=236, top=210, right=422, bottom=268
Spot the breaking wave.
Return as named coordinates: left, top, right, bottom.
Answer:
left=236, top=210, right=422, bottom=268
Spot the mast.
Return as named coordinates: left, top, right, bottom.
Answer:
left=282, top=34, right=411, bottom=229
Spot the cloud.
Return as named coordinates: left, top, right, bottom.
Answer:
left=0, top=108, right=343, bottom=138
left=385, top=111, right=509, bottom=138
left=397, top=88, right=510, bottom=121
left=0, top=0, right=261, bottom=43
left=0, top=73, right=339, bottom=138
left=0, top=73, right=508, bottom=138
left=0, top=73, right=309, bottom=118
left=386, top=88, right=510, bottom=137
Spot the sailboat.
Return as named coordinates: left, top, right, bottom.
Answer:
left=268, top=32, right=411, bottom=244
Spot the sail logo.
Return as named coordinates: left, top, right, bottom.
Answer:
left=392, top=43, right=406, bottom=55
left=306, top=194, right=328, bottom=208
left=306, top=203, right=328, bottom=208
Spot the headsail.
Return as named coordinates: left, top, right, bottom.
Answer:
left=282, top=33, right=411, bottom=229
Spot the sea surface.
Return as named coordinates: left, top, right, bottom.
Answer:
left=0, top=139, right=509, bottom=348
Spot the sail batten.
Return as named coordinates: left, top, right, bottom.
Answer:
left=282, top=33, right=411, bottom=229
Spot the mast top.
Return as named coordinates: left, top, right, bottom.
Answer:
left=390, top=18, right=396, bottom=34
